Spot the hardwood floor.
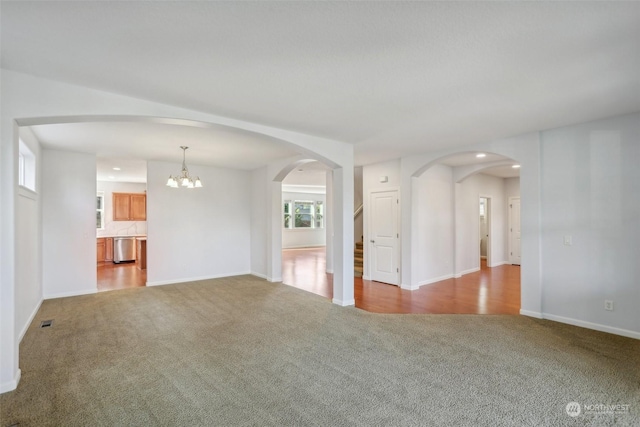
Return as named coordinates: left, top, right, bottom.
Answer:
left=98, top=247, right=520, bottom=314
left=282, top=247, right=521, bottom=315
left=97, top=261, right=146, bottom=292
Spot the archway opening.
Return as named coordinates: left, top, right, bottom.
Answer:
left=279, top=161, right=333, bottom=299
left=410, top=151, right=522, bottom=314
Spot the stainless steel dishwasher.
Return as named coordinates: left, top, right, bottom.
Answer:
left=113, top=237, right=136, bottom=263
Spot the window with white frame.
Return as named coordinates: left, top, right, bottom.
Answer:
left=283, top=200, right=324, bottom=229
left=18, top=139, right=36, bottom=192
left=97, top=192, right=105, bottom=230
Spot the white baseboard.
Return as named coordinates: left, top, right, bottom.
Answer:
left=267, top=276, right=282, bottom=283
left=19, top=298, right=43, bottom=342
left=521, top=310, right=639, bottom=339
left=332, top=298, right=355, bottom=307
left=454, top=267, right=480, bottom=279
left=520, top=309, right=543, bottom=319
left=400, top=283, right=419, bottom=290
left=326, top=269, right=334, bottom=274
left=542, top=313, right=640, bottom=340
left=0, top=369, right=21, bottom=394
left=44, top=288, right=97, bottom=299
left=362, top=275, right=370, bottom=280
left=489, top=261, right=509, bottom=267
left=417, top=274, right=455, bottom=288
left=147, top=271, right=252, bottom=287
left=251, top=271, right=267, bottom=279
left=282, top=245, right=327, bottom=250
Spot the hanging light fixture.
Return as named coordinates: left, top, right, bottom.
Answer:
left=166, top=146, right=203, bottom=189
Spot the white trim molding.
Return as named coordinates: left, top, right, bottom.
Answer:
left=0, top=369, right=21, bottom=394
left=520, top=310, right=639, bottom=340
left=147, top=271, right=253, bottom=287
left=19, top=299, right=43, bottom=342
left=519, top=309, right=543, bottom=319
left=417, top=274, right=455, bottom=288
left=332, top=298, right=355, bottom=307
left=542, top=313, right=640, bottom=340
left=44, top=289, right=97, bottom=300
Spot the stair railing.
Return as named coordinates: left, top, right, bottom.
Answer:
left=354, top=203, right=363, bottom=219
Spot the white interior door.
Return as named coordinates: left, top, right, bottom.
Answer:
left=509, top=197, right=521, bottom=265
left=369, top=190, right=399, bottom=285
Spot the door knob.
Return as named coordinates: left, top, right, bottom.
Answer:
left=370, top=240, right=375, bottom=243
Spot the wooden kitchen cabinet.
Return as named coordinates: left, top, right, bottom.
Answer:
left=105, top=237, right=113, bottom=262
left=97, top=238, right=106, bottom=262
left=130, top=194, right=147, bottom=220
left=97, top=237, right=114, bottom=263
left=113, top=193, right=146, bottom=221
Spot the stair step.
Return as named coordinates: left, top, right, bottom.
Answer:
left=354, top=240, right=364, bottom=277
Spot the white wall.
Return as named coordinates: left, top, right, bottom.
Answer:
left=146, top=161, right=251, bottom=285
left=42, top=150, right=97, bottom=298
left=415, top=164, right=454, bottom=285
left=16, top=128, right=42, bottom=341
left=96, top=181, right=147, bottom=237
left=540, top=113, right=640, bottom=336
left=505, top=177, right=521, bottom=199
left=282, top=191, right=326, bottom=249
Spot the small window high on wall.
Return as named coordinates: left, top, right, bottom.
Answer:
left=18, top=139, right=36, bottom=192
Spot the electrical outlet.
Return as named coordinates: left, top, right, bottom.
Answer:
left=604, top=300, right=614, bottom=311
left=563, top=235, right=573, bottom=246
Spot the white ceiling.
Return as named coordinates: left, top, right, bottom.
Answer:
left=3, top=2, right=640, bottom=168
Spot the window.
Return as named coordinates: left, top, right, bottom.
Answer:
left=18, top=139, right=36, bottom=192
left=294, top=200, right=314, bottom=228
left=315, top=201, right=324, bottom=228
left=97, top=192, right=105, bottom=230
left=18, top=152, right=25, bottom=187
left=283, top=200, right=324, bottom=229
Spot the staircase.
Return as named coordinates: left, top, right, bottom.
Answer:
left=354, top=241, right=364, bottom=277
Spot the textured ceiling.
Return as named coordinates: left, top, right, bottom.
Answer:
left=3, top=2, right=640, bottom=166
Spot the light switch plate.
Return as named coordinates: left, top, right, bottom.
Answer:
left=563, top=235, right=572, bottom=246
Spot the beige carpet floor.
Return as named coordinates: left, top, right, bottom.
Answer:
left=1, top=275, right=639, bottom=426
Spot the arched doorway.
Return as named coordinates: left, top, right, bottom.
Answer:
left=408, top=151, right=522, bottom=313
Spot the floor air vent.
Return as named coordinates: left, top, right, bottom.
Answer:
left=40, top=320, right=54, bottom=328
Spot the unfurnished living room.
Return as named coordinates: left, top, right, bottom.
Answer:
left=1, top=2, right=639, bottom=426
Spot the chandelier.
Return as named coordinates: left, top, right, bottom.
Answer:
left=166, top=146, right=203, bottom=188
